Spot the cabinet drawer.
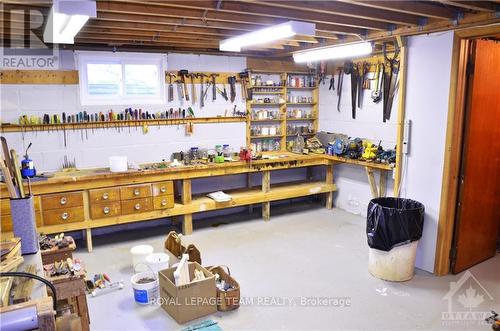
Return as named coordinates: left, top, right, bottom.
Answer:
left=89, top=187, right=120, bottom=203
left=90, top=201, right=121, bottom=219
left=153, top=195, right=174, bottom=210
left=41, top=192, right=83, bottom=210
left=1, top=212, right=42, bottom=232
left=152, top=181, right=174, bottom=196
left=1, top=197, right=41, bottom=215
left=42, top=207, right=85, bottom=226
left=121, top=198, right=152, bottom=215
left=120, top=184, right=151, bottom=200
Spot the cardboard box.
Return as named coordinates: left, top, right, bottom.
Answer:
left=159, top=262, right=217, bottom=324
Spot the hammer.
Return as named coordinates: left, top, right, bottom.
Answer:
left=210, top=73, right=219, bottom=101
left=238, top=71, right=250, bottom=101
left=178, top=69, right=189, bottom=101
left=188, top=73, right=197, bottom=104
left=167, top=73, right=176, bottom=102
left=197, top=73, right=208, bottom=108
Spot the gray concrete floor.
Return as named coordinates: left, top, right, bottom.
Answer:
left=74, top=204, right=500, bottom=331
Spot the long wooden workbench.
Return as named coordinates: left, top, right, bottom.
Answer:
left=0, top=153, right=392, bottom=252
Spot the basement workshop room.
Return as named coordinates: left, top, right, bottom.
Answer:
left=0, top=1, right=499, bottom=330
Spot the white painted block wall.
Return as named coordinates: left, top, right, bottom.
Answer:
left=0, top=51, right=247, bottom=172
left=318, top=61, right=397, bottom=217
left=318, top=31, right=454, bottom=272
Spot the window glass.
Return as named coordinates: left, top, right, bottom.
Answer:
left=124, top=64, right=159, bottom=96
left=86, top=63, right=122, bottom=96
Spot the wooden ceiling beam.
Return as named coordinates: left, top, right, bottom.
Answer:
left=338, top=0, right=459, bottom=20
left=240, top=0, right=421, bottom=26
left=436, top=1, right=498, bottom=12
left=128, top=0, right=390, bottom=30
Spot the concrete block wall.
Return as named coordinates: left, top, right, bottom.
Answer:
left=0, top=51, right=247, bottom=172
left=318, top=64, right=397, bottom=217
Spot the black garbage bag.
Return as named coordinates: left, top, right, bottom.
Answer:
left=366, top=197, right=425, bottom=251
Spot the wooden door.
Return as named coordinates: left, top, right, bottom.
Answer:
left=451, top=39, right=500, bottom=273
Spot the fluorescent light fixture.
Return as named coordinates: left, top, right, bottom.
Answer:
left=44, top=0, right=97, bottom=44
left=220, top=21, right=315, bottom=52
left=293, top=42, right=373, bottom=63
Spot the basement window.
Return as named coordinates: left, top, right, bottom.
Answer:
left=77, top=52, right=166, bottom=105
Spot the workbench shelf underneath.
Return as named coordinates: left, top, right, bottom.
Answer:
left=0, top=117, right=246, bottom=133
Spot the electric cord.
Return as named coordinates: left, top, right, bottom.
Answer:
left=0, top=271, right=57, bottom=311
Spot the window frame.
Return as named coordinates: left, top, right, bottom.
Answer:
left=77, top=51, right=166, bottom=106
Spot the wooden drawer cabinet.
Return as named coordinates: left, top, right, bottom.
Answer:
left=41, top=192, right=83, bottom=210
left=43, top=207, right=85, bottom=226
left=1, top=197, right=41, bottom=215
left=121, top=198, right=152, bottom=215
left=90, top=201, right=121, bottom=219
left=152, top=181, right=174, bottom=196
left=89, top=187, right=120, bottom=203
left=153, top=195, right=174, bottom=210
left=120, top=184, right=151, bottom=200
left=1, top=212, right=42, bottom=232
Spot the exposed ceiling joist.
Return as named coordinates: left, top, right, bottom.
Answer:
left=339, top=0, right=459, bottom=20
left=239, top=0, right=421, bottom=26
left=128, top=0, right=390, bottom=30
left=436, top=1, right=498, bottom=12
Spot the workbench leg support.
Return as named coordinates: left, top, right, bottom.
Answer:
left=365, top=167, right=379, bottom=199
left=262, top=171, right=271, bottom=221
left=247, top=173, right=254, bottom=214
left=182, top=179, right=193, bottom=235
left=379, top=170, right=388, bottom=198
left=326, top=165, right=334, bottom=209
left=85, top=228, right=93, bottom=253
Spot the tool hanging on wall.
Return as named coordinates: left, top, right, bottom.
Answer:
left=188, top=73, right=197, bottom=105
left=167, top=73, right=176, bottom=102
left=383, top=42, right=400, bottom=122
left=210, top=73, right=219, bottom=101
left=362, top=62, right=371, bottom=90
left=318, top=61, right=327, bottom=85
left=178, top=69, right=189, bottom=101
left=198, top=73, right=207, bottom=108
left=228, top=76, right=236, bottom=103
left=336, top=67, right=344, bottom=112
left=176, top=79, right=184, bottom=101
left=217, top=84, right=229, bottom=101
left=10, top=149, right=25, bottom=198
left=344, top=61, right=358, bottom=119
left=238, top=71, right=250, bottom=101
left=371, top=63, right=383, bottom=103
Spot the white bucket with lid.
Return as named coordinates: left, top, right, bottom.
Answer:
left=145, top=253, right=170, bottom=273
left=130, top=245, right=154, bottom=272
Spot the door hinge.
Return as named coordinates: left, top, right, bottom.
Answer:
left=450, top=247, right=458, bottom=269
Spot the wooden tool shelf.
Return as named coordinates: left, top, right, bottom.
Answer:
left=0, top=117, right=246, bottom=133
left=165, top=71, right=239, bottom=85
left=287, top=118, right=316, bottom=121
left=250, top=135, right=283, bottom=139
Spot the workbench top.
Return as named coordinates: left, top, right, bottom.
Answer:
left=0, top=152, right=391, bottom=196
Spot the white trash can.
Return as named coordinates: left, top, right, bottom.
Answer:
left=368, top=240, right=419, bottom=281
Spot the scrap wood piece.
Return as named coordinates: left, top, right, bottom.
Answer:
left=0, top=256, right=24, bottom=272
left=12, top=264, right=36, bottom=304
left=0, top=277, right=13, bottom=307
left=1, top=237, right=21, bottom=261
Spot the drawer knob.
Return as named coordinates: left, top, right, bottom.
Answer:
left=103, top=207, right=110, bottom=214
left=161, top=199, right=167, bottom=206
left=134, top=189, right=140, bottom=196
left=60, top=197, right=67, bottom=205
left=102, top=193, right=109, bottom=200
left=134, top=203, right=141, bottom=210
left=160, top=186, right=166, bottom=193
left=61, top=212, right=69, bottom=220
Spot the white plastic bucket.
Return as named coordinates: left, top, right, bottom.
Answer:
left=145, top=253, right=170, bottom=273
left=368, top=241, right=419, bottom=281
left=130, top=245, right=154, bottom=272
left=131, top=271, right=159, bottom=305
left=109, top=156, right=128, bottom=172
